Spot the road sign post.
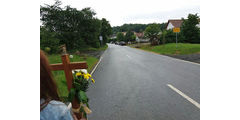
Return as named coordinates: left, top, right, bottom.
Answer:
left=176, top=32, right=178, bottom=48
left=173, top=28, right=180, bottom=49
left=99, top=36, right=103, bottom=46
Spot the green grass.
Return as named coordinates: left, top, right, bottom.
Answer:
left=48, top=54, right=99, bottom=97
left=138, top=43, right=200, bottom=55
left=77, top=45, right=108, bottom=52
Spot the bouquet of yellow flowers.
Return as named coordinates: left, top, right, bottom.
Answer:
left=67, top=69, right=95, bottom=118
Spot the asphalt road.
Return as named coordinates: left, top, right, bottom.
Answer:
left=87, top=44, right=200, bottom=120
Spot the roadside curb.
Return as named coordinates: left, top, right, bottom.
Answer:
left=130, top=46, right=200, bottom=65
left=89, top=47, right=107, bottom=74
left=90, top=57, right=102, bottom=75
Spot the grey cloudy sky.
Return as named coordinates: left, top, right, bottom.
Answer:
left=40, top=0, right=200, bottom=27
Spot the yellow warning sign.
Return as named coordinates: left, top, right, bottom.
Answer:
left=173, top=28, right=180, bottom=33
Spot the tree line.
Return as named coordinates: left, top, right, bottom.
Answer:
left=40, top=0, right=112, bottom=54
left=112, top=23, right=166, bottom=34
left=112, top=14, right=200, bottom=45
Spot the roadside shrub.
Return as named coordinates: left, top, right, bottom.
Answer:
left=160, top=30, right=185, bottom=44
left=40, top=27, right=60, bottom=54
left=180, top=14, right=200, bottom=43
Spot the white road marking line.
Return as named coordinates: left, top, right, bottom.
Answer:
left=126, top=55, right=131, bottom=59
left=90, top=57, right=102, bottom=75
left=167, top=84, right=200, bottom=109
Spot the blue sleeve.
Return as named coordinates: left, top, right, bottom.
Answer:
left=60, top=108, right=74, bottom=120
left=40, top=100, right=74, bottom=120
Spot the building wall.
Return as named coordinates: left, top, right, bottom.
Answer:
left=166, top=22, right=174, bottom=30
left=196, top=24, right=200, bottom=28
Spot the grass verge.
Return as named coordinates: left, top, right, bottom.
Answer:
left=78, top=45, right=108, bottom=52
left=136, top=43, right=200, bottom=55
left=48, top=54, right=99, bottom=97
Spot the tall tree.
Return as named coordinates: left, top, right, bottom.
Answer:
left=100, top=18, right=112, bottom=45
left=181, top=14, right=200, bottom=43
left=124, top=30, right=135, bottom=42
left=144, top=23, right=161, bottom=45
left=40, top=0, right=105, bottom=51
left=116, top=32, right=125, bottom=41
left=40, top=26, right=60, bottom=54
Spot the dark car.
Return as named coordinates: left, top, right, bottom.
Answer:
left=115, top=41, right=119, bottom=45
left=119, top=41, right=126, bottom=46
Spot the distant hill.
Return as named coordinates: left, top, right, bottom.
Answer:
left=112, top=23, right=167, bottom=33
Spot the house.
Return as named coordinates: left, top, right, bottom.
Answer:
left=122, top=32, right=127, bottom=36
left=166, top=19, right=183, bottom=30
left=196, top=19, right=200, bottom=28
left=166, top=19, right=200, bottom=30
left=110, top=34, right=117, bottom=39
left=134, top=32, right=149, bottom=43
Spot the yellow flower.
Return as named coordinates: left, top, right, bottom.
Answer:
left=87, top=73, right=92, bottom=77
left=83, top=106, right=92, bottom=114
left=84, top=74, right=89, bottom=80
left=76, top=72, right=82, bottom=76
left=91, top=78, right=95, bottom=83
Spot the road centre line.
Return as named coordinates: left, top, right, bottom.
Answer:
left=167, top=84, right=200, bottom=109
left=126, top=55, right=131, bottom=59
left=90, top=57, right=102, bottom=75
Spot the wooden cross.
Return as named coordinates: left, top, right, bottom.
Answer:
left=49, top=46, right=88, bottom=119
left=50, top=54, right=88, bottom=91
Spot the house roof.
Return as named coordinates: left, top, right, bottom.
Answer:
left=166, top=19, right=183, bottom=28
left=134, top=32, right=144, bottom=38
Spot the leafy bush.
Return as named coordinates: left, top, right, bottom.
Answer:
left=40, top=0, right=112, bottom=52
left=40, top=27, right=60, bottom=54
left=181, top=14, right=200, bottom=43
left=159, top=30, right=185, bottom=44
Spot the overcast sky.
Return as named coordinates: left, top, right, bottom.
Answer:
left=40, top=0, right=200, bottom=27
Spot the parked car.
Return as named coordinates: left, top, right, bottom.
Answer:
left=115, top=41, right=119, bottom=45
left=119, top=41, right=126, bottom=46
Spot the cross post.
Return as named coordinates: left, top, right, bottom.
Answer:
left=50, top=54, right=88, bottom=90
left=50, top=53, right=88, bottom=119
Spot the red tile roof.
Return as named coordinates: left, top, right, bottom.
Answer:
left=166, top=19, right=183, bottom=28
left=134, top=32, right=144, bottom=38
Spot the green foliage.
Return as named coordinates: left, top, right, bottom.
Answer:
left=159, top=30, right=185, bottom=44
left=40, top=0, right=111, bottom=52
left=181, top=14, right=200, bottom=43
left=40, top=26, right=60, bottom=54
left=116, top=32, right=125, bottom=41
left=74, top=76, right=89, bottom=92
left=100, top=18, right=112, bottom=45
left=67, top=88, right=76, bottom=102
left=124, top=30, right=135, bottom=42
left=66, top=71, right=94, bottom=117
left=79, top=90, right=88, bottom=103
left=131, top=34, right=136, bottom=41
left=112, top=23, right=166, bottom=33
left=144, top=23, right=161, bottom=45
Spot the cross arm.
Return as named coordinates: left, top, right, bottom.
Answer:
left=69, top=62, right=88, bottom=70
left=50, top=62, right=88, bottom=71
left=50, top=63, right=64, bottom=71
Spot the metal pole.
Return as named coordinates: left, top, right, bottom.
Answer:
left=176, top=32, right=178, bottom=48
